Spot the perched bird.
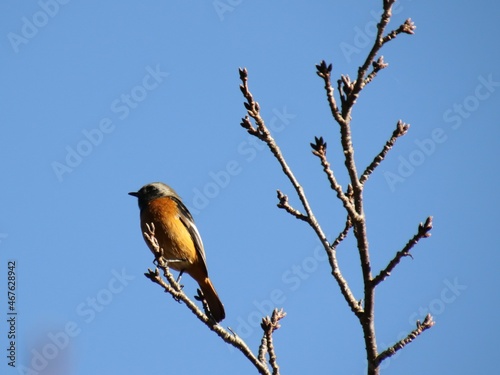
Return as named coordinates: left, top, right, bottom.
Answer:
left=129, top=182, right=225, bottom=323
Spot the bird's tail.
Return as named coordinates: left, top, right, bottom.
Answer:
left=198, top=277, right=225, bottom=323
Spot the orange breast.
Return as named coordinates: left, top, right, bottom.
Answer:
left=140, top=197, right=198, bottom=272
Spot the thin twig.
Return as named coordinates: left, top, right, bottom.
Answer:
left=360, top=120, right=410, bottom=185
left=364, top=56, right=389, bottom=86
left=372, top=217, right=433, bottom=286
left=261, top=309, right=286, bottom=375
left=257, top=335, right=268, bottom=364
left=346, top=0, right=396, bottom=109
left=326, top=244, right=364, bottom=317
left=382, top=18, right=416, bottom=44
left=315, top=62, right=363, bottom=213
left=276, top=190, right=308, bottom=222
left=310, top=136, right=362, bottom=222
left=331, top=216, right=352, bottom=251
left=315, top=63, right=364, bottom=216
left=316, top=61, right=345, bottom=124
left=362, top=18, right=414, bottom=87
left=375, top=314, right=435, bottom=366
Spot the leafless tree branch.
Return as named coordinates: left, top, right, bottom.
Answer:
left=331, top=215, right=352, bottom=251
left=360, top=120, right=410, bottom=185
left=240, top=69, right=364, bottom=319
left=346, top=0, right=400, bottom=109
left=375, top=314, right=435, bottom=366
left=142, top=224, right=274, bottom=375
left=310, top=136, right=361, bottom=222
left=260, top=309, right=286, bottom=375
left=316, top=61, right=345, bottom=123
left=276, top=190, right=308, bottom=222
left=372, top=217, right=433, bottom=286
left=236, top=2, right=434, bottom=374
left=382, top=18, right=416, bottom=44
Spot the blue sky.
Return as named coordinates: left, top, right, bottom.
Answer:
left=1, top=1, right=499, bottom=374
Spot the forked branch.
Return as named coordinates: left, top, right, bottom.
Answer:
left=239, top=67, right=330, bottom=248
left=143, top=223, right=277, bottom=375
left=310, top=136, right=361, bottom=222
left=259, top=309, right=286, bottom=375
left=240, top=70, right=363, bottom=319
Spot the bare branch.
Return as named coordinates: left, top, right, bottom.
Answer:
left=375, top=314, right=435, bottom=366
left=260, top=309, right=286, bottom=375
left=276, top=190, right=308, bottom=222
left=257, top=334, right=268, bottom=365
left=362, top=19, right=416, bottom=89
left=315, top=61, right=346, bottom=123
left=240, top=68, right=363, bottom=319
left=364, top=56, right=389, bottom=86
left=346, top=7, right=415, bottom=113
left=143, top=224, right=272, bottom=375
left=360, top=120, right=410, bottom=185
left=331, top=216, right=352, bottom=251
left=372, top=216, right=433, bottom=286
left=327, top=247, right=364, bottom=318
left=236, top=2, right=430, bottom=374
left=239, top=67, right=330, bottom=249
left=315, top=69, right=364, bottom=217
left=382, top=18, right=416, bottom=44
left=310, top=136, right=362, bottom=222
left=312, top=4, right=416, bottom=373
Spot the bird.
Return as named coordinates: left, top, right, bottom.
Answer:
left=129, top=182, right=225, bottom=323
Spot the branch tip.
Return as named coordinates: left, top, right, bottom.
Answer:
left=340, top=74, right=353, bottom=97
left=310, top=136, right=327, bottom=156
left=401, top=18, right=416, bottom=35
left=396, top=119, right=410, bottom=136
left=372, top=56, right=388, bottom=70
left=238, top=67, right=248, bottom=81
left=315, top=60, right=332, bottom=78
left=276, top=190, right=288, bottom=206
left=360, top=119, right=411, bottom=184
left=261, top=308, right=286, bottom=331
left=257, top=308, right=286, bottom=375
left=419, top=216, right=433, bottom=238
left=417, top=313, right=435, bottom=329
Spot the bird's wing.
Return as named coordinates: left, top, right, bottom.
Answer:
left=171, top=196, right=209, bottom=275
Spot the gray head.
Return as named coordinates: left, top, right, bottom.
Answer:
left=128, top=182, right=180, bottom=211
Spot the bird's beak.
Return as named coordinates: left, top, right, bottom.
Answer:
left=128, top=191, right=139, bottom=197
